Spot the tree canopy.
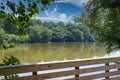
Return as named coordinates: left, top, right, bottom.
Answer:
left=0, top=0, right=54, bottom=36
left=0, top=19, right=98, bottom=43
left=75, top=0, right=120, bottom=52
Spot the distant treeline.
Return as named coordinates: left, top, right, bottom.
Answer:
left=0, top=19, right=98, bottom=43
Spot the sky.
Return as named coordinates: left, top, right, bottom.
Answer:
left=35, top=0, right=89, bottom=23
left=0, top=0, right=88, bottom=23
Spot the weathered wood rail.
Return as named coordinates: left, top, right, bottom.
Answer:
left=1, top=57, right=120, bottom=80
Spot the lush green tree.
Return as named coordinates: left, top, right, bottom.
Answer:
left=25, top=20, right=98, bottom=42
left=52, top=26, right=67, bottom=42
left=0, top=0, right=54, bottom=36
left=0, top=0, right=54, bottom=49
left=57, top=22, right=65, bottom=27
left=28, top=19, right=41, bottom=26
left=0, top=28, right=5, bottom=44
left=43, top=21, right=57, bottom=29
left=75, top=0, right=120, bottom=52
left=0, top=18, right=98, bottom=43
left=65, top=23, right=83, bottom=42
left=0, top=20, right=17, bottom=34
left=28, top=26, right=52, bottom=42
left=0, top=17, right=98, bottom=43
left=28, top=20, right=97, bottom=42
left=5, top=34, right=17, bottom=43
left=39, top=27, right=52, bottom=42
left=18, top=35, right=29, bottom=43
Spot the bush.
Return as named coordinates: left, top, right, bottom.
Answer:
left=0, top=55, right=21, bottom=79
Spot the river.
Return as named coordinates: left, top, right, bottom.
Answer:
left=0, top=42, right=106, bottom=63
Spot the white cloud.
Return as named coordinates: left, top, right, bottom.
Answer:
left=35, top=14, right=74, bottom=23
left=34, top=0, right=88, bottom=23
left=51, top=5, right=57, bottom=15
left=55, top=0, right=69, bottom=3
left=55, top=0, right=89, bottom=7
left=45, top=10, right=50, bottom=17
left=45, top=5, right=58, bottom=18
left=58, top=13, right=67, bottom=20
left=38, top=5, right=75, bottom=23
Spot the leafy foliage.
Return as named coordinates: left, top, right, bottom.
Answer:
left=0, top=28, right=5, bottom=44
left=0, top=19, right=98, bottom=43
left=52, top=26, right=67, bottom=42
left=0, top=0, right=54, bottom=36
left=0, top=55, right=20, bottom=66
left=75, top=0, right=120, bottom=52
left=0, top=55, right=21, bottom=79
left=28, top=26, right=52, bottom=42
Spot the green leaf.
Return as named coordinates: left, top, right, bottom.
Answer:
left=1, top=6, right=5, bottom=10
left=27, top=0, right=31, bottom=2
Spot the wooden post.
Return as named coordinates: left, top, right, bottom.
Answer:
left=116, top=62, right=120, bottom=71
left=75, top=66, right=79, bottom=80
left=33, top=71, right=37, bottom=75
left=105, top=63, right=109, bottom=79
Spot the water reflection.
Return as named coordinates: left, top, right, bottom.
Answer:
left=0, top=42, right=106, bottom=63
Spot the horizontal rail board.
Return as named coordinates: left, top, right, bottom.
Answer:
left=1, top=57, right=120, bottom=76
left=107, top=77, right=120, bottom=80
left=1, top=56, right=120, bottom=80
left=9, top=70, right=77, bottom=80
left=80, top=64, right=120, bottom=74
left=80, top=70, right=120, bottom=80
left=67, top=77, right=120, bottom=80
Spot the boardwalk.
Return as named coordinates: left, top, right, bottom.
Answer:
left=0, top=57, right=120, bottom=80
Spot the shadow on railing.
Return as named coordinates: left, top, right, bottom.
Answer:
left=1, top=57, right=120, bottom=80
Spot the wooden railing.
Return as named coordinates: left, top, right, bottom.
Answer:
left=1, top=57, right=120, bottom=80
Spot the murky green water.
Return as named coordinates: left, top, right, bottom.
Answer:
left=0, top=42, right=107, bottom=63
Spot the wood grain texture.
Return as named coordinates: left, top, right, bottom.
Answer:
left=0, top=56, right=120, bottom=80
